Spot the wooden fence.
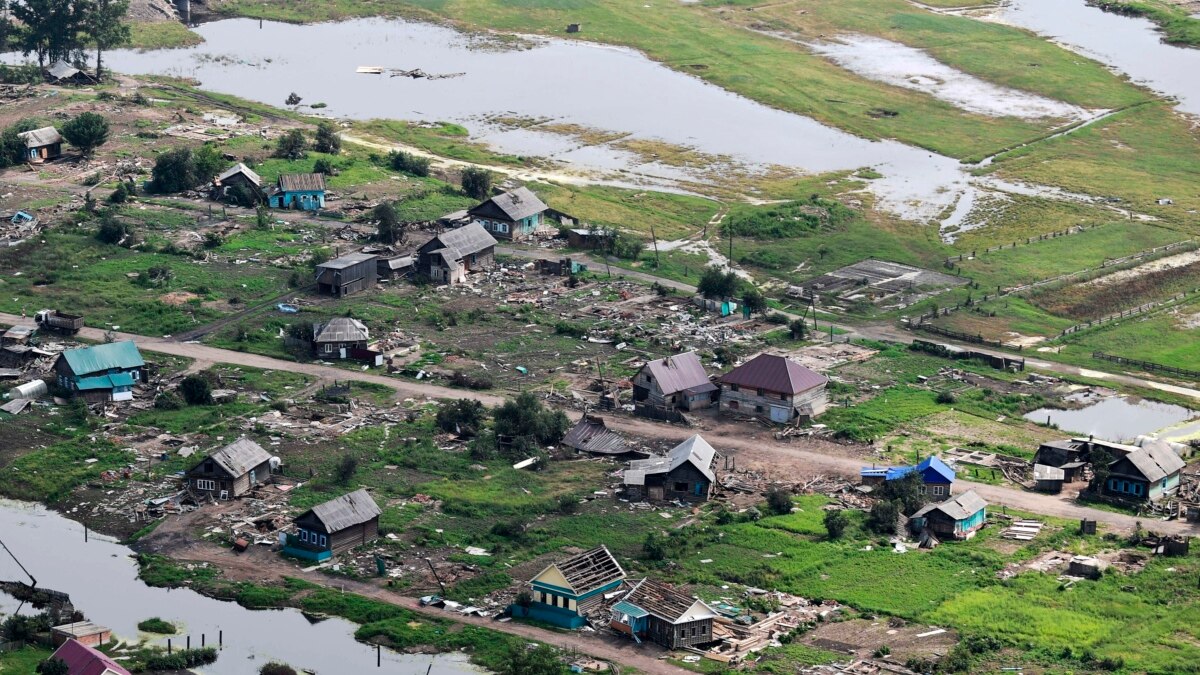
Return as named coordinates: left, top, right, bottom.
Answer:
left=943, top=224, right=1098, bottom=264
left=1058, top=289, right=1199, bottom=337
left=1092, top=352, right=1200, bottom=381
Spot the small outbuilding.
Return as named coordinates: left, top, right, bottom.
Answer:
left=51, top=622, right=112, bottom=648
left=48, top=638, right=131, bottom=675
left=54, top=341, right=145, bottom=403
left=632, top=351, right=716, bottom=411
left=212, top=163, right=264, bottom=203
left=284, top=488, right=381, bottom=561
left=312, top=316, right=371, bottom=359
left=1033, top=463, right=1066, bottom=493
left=268, top=173, right=326, bottom=210
left=377, top=254, right=414, bottom=280
left=611, top=578, right=718, bottom=650
left=517, top=545, right=626, bottom=628
left=17, top=126, right=63, bottom=163
left=911, top=490, right=987, bottom=541
left=45, top=61, right=97, bottom=85
left=315, top=252, right=378, bottom=297
left=468, top=186, right=548, bottom=241
left=718, top=353, right=827, bottom=423
left=624, top=435, right=716, bottom=503
left=184, top=438, right=273, bottom=500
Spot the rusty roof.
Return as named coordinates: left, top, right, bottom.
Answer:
left=719, top=353, right=827, bottom=395
left=641, top=351, right=710, bottom=396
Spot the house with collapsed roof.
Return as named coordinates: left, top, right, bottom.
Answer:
left=184, top=438, right=273, bottom=500
left=46, top=61, right=98, bottom=85
left=18, top=126, right=63, bottom=163
left=516, top=546, right=626, bottom=628
left=211, top=163, right=264, bottom=204
left=911, top=490, right=987, bottom=541
left=416, top=222, right=497, bottom=285
left=1101, top=439, right=1185, bottom=502
left=624, top=435, right=716, bottom=503
left=283, top=488, right=381, bottom=561
left=54, top=341, right=145, bottom=403
left=718, top=353, right=827, bottom=423
left=268, top=173, right=326, bottom=210
left=467, top=186, right=548, bottom=241
left=860, top=456, right=956, bottom=500
left=562, top=415, right=646, bottom=458
left=611, top=578, right=719, bottom=649
left=632, top=351, right=717, bottom=411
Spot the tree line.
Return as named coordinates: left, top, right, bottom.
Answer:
left=1, top=0, right=131, bottom=79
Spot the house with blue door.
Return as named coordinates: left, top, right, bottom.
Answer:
left=911, top=489, right=987, bottom=541
left=1100, top=440, right=1184, bottom=503
left=860, top=455, right=955, bottom=499
left=267, top=173, right=326, bottom=211
left=467, top=186, right=548, bottom=242
left=513, top=546, right=626, bottom=628
left=53, top=341, right=145, bottom=403
left=610, top=578, right=719, bottom=649
left=623, top=435, right=717, bottom=503
left=17, top=127, right=62, bottom=163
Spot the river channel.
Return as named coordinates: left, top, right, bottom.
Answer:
left=0, top=499, right=482, bottom=675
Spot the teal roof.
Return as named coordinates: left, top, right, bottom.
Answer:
left=62, top=341, right=144, bottom=376
left=108, top=371, right=136, bottom=387
left=612, top=601, right=648, bottom=618
left=75, top=372, right=136, bottom=391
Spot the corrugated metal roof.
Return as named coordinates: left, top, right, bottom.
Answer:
left=318, top=252, right=377, bottom=270
left=51, top=638, right=131, bottom=675
left=47, top=61, right=82, bottom=79
left=381, top=255, right=414, bottom=270
left=305, top=488, right=382, bottom=533
left=1118, top=441, right=1185, bottom=482
left=313, top=317, right=369, bottom=343
left=208, top=438, right=272, bottom=477
left=563, top=416, right=629, bottom=455
left=278, top=173, right=326, bottom=192
left=917, top=455, right=955, bottom=483
left=611, top=600, right=648, bottom=618
left=1033, top=464, right=1065, bottom=481
left=17, top=126, right=62, bottom=149
left=61, top=341, right=144, bottom=377
left=914, top=489, right=987, bottom=522
left=423, top=222, right=497, bottom=260
left=216, top=162, right=262, bottom=186
left=719, top=353, right=827, bottom=395
left=621, top=578, right=718, bottom=624
left=625, top=434, right=716, bottom=485
left=469, top=186, right=547, bottom=221
left=641, top=351, right=710, bottom=397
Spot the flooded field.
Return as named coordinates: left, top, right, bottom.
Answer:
left=1025, top=392, right=1197, bottom=442
left=0, top=500, right=482, bottom=675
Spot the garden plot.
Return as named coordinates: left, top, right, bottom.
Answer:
left=792, top=259, right=968, bottom=308
left=1078, top=248, right=1200, bottom=289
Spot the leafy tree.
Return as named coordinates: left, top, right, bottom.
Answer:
left=877, top=471, right=928, bottom=515
left=498, top=643, right=564, bottom=675
left=275, top=129, right=307, bottom=160
left=334, top=453, right=358, bottom=484
left=0, top=127, right=24, bottom=168
left=150, top=147, right=197, bottom=193
left=460, top=166, right=492, bottom=201
left=697, top=266, right=738, bottom=300
left=387, top=150, right=431, bottom=177
left=85, top=0, right=130, bottom=81
left=62, top=112, right=109, bottom=157
left=255, top=203, right=271, bottom=229
left=435, top=398, right=485, bottom=437
left=741, top=288, right=768, bottom=315
left=313, top=121, right=341, bottom=154
left=1089, top=444, right=1116, bottom=495
left=11, top=0, right=88, bottom=68
left=179, top=375, right=212, bottom=405
left=789, top=318, right=808, bottom=341
left=193, top=144, right=224, bottom=183
left=313, top=157, right=334, bottom=175
left=824, top=509, right=849, bottom=539
left=374, top=201, right=402, bottom=244
left=36, top=658, right=69, bottom=675
left=642, top=532, right=667, bottom=561
left=95, top=212, right=131, bottom=245
left=492, top=392, right=569, bottom=456
left=866, top=499, right=901, bottom=535
left=765, top=487, right=793, bottom=516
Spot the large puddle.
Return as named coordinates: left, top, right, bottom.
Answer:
left=1025, top=393, right=1197, bottom=442
left=991, top=0, right=1200, bottom=115
left=94, top=18, right=971, bottom=221
left=0, top=500, right=483, bottom=674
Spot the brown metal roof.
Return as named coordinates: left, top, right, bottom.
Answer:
left=641, top=351, right=710, bottom=397
left=278, top=173, right=326, bottom=192
left=719, top=353, right=827, bottom=395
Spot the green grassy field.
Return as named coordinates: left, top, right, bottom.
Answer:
left=1090, top=0, right=1200, bottom=47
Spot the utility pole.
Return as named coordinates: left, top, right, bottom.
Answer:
left=650, top=222, right=660, bottom=269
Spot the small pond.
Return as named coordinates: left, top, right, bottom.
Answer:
left=1024, top=392, right=1197, bottom=442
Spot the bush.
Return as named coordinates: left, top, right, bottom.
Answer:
left=313, top=157, right=335, bottom=175
left=387, top=150, right=431, bottom=177
left=435, top=399, right=485, bottom=437
left=334, top=453, right=358, bottom=484
left=557, top=494, right=580, bottom=514
left=36, top=659, right=69, bottom=675
left=61, top=112, right=109, bottom=157
left=95, top=213, right=132, bottom=245
left=108, top=181, right=132, bottom=203
left=144, top=647, right=218, bottom=670
left=642, top=532, right=667, bottom=560
left=450, top=370, right=494, bottom=390
left=493, top=392, right=569, bottom=457
left=260, top=663, right=298, bottom=675
left=137, top=617, right=176, bottom=634
left=154, top=392, right=182, bottom=410
left=867, top=500, right=901, bottom=535
left=697, top=266, right=739, bottom=299
left=824, top=509, right=849, bottom=539
left=765, top=487, right=793, bottom=515
left=313, top=121, right=341, bottom=155
left=151, top=145, right=223, bottom=193
left=275, top=129, right=308, bottom=160
left=935, top=390, right=957, bottom=405
left=461, top=166, right=492, bottom=200
left=179, top=375, right=213, bottom=405
left=553, top=321, right=587, bottom=338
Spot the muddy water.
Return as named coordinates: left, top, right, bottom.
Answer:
left=97, top=18, right=969, bottom=221
left=0, top=500, right=483, bottom=675
left=1025, top=394, right=1197, bottom=442
left=995, top=0, right=1200, bottom=115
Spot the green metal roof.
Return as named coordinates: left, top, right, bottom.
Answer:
left=108, top=371, right=135, bottom=387
left=62, top=341, right=144, bottom=376
left=75, top=372, right=135, bottom=390
left=611, top=601, right=648, bottom=618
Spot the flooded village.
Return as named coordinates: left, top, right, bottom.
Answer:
left=2, top=0, right=1200, bottom=673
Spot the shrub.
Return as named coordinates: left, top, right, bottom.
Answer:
left=313, top=157, right=335, bottom=175
left=108, top=181, right=132, bottom=203
left=61, top=112, right=109, bottom=157
left=935, top=390, right=957, bottom=405
left=36, top=659, right=69, bottom=675
left=697, top=266, right=739, bottom=299
left=765, top=487, right=793, bottom=515
left=460, top=166, right=492, bottom=200
left=95, top=213, right=132, bottom=245
left=137, top=617, right=176, bottom=634
left=867, top=500, right=900, bottom=535
left=387, top=150, right=431, bottom=177
left=435, top=399, right=485, bottom=437
left=154, top=392, right=182, bottom=410
left=824, top=509, right=849, bottom=539
left=179, top=375, right=213, bottom=405
left=557, top=494, right=580, bottom=514
left=275, top=129, right=308, bottom=160
left=334, top=453, right=358, bottom=484
left=642, top=532, right=667, bottom=560
left=493, top=392, right=569, bottom=457
left=260, top=664, right=298, bottom=675
left=450, top=370, right=493, bottom=390
left=313, top=121, right=341, bottom=155
left=553, top=321, right=587, bottom=338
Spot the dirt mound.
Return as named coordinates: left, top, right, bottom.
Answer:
left=161, top=291, right=200, bottom=306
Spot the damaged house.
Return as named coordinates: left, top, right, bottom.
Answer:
left=267, top=173, right=326, bottom=211
left=624, top=435, right=717, bottom=503
left=54, top=341, right=145, bottom=403
left=516, top=546, right=626, bottom=629
left=184, top=438, right=273, bottom=500
left=17, top=126, right=63, bottom=163
left=718, top=353, right=828, bottom=424
left=467, top=186, right=548, bottom=242
left=562, top=415, right=645, bottom=458
left=611, top=578, right=719, bottom=650
left=283, top=488, right=381, bottom=562
left=911, top=490, right=987, bottom=541
left=632, top=351, right=717, bottom=411
left=315, top=252, right=378, bottom=297
left=415, top=222, right=497, bottom=285
left=212, top=163, right=264, bottom=204
left=1100, top=439, right=1185, bottom=503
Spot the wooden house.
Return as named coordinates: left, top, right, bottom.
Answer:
left=718, top=353, right=827, bottom=423
left=51, top=622, right=112, bottom=648
left=315, top=252, right=378, bottom=297
left=54, top=341, right=145, bottom=403
left=184, top=438, right=273, bottom=500
left=611, top=578, right=719, bottom=650
left=48, top=638, right=131, bottom=675
left=516, top=546, right=626, bottom=628
left=467, top=186, right=548, bottom=241
left=18, top=126, right=63, bottom=163
left=212, top=163, right=264, bottom=204
left=624, top=435, right=716, bottom=503
left=911, top=490, right=987, bottom=541
left=1101, top=439, right=1184, bottom=503
left=415, top=222, right=497, bottom=285
left=860, top=456, right=955, bottom=499
left=312, top=316, right=370, bottom=359
left=632, top=352, right=716, bottom=411
left=283, top=489, right=381, bottom=561
left=268, top=173, right=326, bottom=210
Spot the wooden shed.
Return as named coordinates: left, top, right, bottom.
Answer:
left=315, top=252, right=378, bottom=297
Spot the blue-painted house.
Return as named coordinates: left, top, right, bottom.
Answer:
left=53, top=341, right=145, bottom=403
left=467, top=186, right=548, bottom=242
left=911, top=489, right=987, bottom=541
left=267, top=173, right=326, bottom=211
left=860, top=455, right=955, bottom=499
left=512, top=546, right=626, bottom=628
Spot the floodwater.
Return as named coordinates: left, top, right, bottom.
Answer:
left=97, top=18, right=970, bottom=221
left=994, top=0, right=1200, bottom=115
left=1025, top=393, right=1197, bottom=442
left=0, top=500, right=483, bottom=675
left=808, top=35, right=1093, bottom=121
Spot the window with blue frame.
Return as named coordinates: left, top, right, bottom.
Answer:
left=1108, top=478, right=1144, bottom=496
